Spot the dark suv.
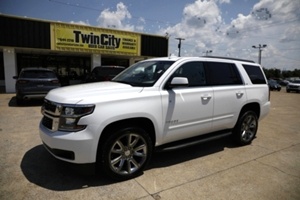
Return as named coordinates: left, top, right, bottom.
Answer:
left=84, top=66, right=125, bottom=83
left=14, top=68, right=60, bottom=104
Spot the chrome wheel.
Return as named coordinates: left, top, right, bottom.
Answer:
left=240, top=115, right=257, bottom=143
left=109, top=133, right=148, bottom=175
left=233, top=111, right=258, bottom=145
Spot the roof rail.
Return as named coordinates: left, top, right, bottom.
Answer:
left=201, top=56, right=255, bottom=63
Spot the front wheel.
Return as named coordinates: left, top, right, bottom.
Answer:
left=99, top=127, right=152, bottom=180
left=233, top=111, right=258, bottom=145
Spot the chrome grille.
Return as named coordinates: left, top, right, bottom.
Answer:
left=43, top=99, right=57, bottom=113
left=41, top=99, right=61, bottom=131
left=42, top=116, right=53, bottom=130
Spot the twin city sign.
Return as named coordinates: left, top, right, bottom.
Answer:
left=52, top=24, right=140, bottom=55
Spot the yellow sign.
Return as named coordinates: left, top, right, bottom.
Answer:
left=51, top=24, right=140, bottom=55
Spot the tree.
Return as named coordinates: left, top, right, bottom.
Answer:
left=263, top=68, right=300, bottom=79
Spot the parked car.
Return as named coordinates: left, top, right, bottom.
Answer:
left=268, top=79, right=281, bottom=91
left=13, top=68, right=61, bottom=104
left=286, top=80, right=300, bottom=93
left=84, top=66, right=126, bottom=83
left=278, top=79, right=289, bottom=86
left=40, top=56, right=270, bottom=180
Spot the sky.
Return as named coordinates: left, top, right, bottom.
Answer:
left=0, top=0, right=300, bottom=71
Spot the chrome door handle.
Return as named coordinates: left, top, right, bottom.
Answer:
left=201, top=95, right=212, bottom=101
left=236, top=91, right=244, bottom=97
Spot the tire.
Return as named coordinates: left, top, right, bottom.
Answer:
left=99, top=127, right=152, bottom=180
left=233, top=111, right=258, bottom=145
left=16, top=97, right=23, bottom=105
left=286, top=90, right=290, bottom=93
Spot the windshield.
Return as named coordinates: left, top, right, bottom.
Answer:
left=112, top=60, right=175, bottom=86
left=292, top=80, right=300, bottom=83
left=20, top=70, right=57, bottom=79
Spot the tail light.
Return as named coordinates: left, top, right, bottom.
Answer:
left=17, top=80, right=29, bottom=84
left=51, top=80, right=60, bottom=84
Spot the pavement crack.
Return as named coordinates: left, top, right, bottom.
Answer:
left=255, top=159, right=300, bottom=179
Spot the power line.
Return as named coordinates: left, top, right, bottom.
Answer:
left=48, top=0, right=177, bottom=26
left=272, top=53, right=300, bottom=62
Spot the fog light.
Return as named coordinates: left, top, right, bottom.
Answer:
left=65, top=118, right=76, bottom=125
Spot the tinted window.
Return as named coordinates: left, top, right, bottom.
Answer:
left=171, top=62, right=206, bottom=87
left=242, top=64, right=266, bottom=84
left=206, top=62, right=242, bottom=86
left=21, top=70, right=56, bottom=79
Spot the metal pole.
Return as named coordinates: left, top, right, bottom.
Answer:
left=258, top=48, right=262, bottom=64
left=252, top=44, right=267, bottom=64
left=205, top=50, right=212, bottom=56
left=175, top=38, right=185, bottom=57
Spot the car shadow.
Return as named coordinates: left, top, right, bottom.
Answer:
left=21, top=137, right=237, bottom=191
left=20, top=145, right=115, bottom=191
left=8, top=96, right=44, bottom=107
left=148, top=136, right=238, bottom=169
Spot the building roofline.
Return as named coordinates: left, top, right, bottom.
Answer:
left=0, top=14, right=167, bottom=39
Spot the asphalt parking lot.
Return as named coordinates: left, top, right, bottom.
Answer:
left=0, top=89, right=300, bottom=200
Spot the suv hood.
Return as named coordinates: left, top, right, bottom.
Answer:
left=45, top=81, right=143, bottom=104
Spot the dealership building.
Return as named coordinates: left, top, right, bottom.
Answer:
left=0, top=15, right=169, bottom=93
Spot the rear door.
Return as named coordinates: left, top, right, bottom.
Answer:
left=205, top=62, right=246, bottom=131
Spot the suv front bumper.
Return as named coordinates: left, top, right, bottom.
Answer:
left=39, top=122, right=98, bottom=164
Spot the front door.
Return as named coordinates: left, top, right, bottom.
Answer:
left=160, top=61, right=214, bottom=144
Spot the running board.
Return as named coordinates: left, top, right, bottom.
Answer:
left=155, top=131, right=232, bottom=152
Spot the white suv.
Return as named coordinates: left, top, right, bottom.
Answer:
left=39, top=56, right=270, bottom=180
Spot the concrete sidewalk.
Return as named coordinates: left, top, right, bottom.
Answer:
left=0, top=90, right=299, bottom=200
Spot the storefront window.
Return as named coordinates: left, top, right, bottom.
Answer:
left=17, top=54, right=90, bottom=86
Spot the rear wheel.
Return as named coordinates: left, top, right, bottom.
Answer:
left=16, top=97, right=23, bottom=105
left=99, top=127, right=152, bottom=180
left=233, top=111, right=258, bottom=145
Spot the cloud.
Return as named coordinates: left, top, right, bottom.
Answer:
left=183, top=0, right=221, bottom=28
left=70, top=20, right=90, bottom=26
left=96, top=2, right=135, bottom=31
left=161, top=1, right=224, bottom=53
left=91, top=0, right=299, bottom=70
left=280, top=25, right=300, bottom=43
left=159, top=0, right=300, bottom=69
left=217, top=0, right=230, bottom=4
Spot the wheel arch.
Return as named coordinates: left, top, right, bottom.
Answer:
left=97, top=117, right=156, bottom=151
left=239, top=102, right=260, bottom=120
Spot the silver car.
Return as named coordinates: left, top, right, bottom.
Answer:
left=286, top=80, right=300, bottom=93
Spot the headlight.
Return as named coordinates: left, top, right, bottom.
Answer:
left=58, top=105, right=95, bottom=132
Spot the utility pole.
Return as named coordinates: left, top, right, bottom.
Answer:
left=252, top=44, right=267, bottom=64
left=204, top=50, right=213, bottom=56
left=175, top=38, right=185, bottom=57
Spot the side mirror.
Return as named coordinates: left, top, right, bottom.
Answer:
left=13, top=76, right=18, bottom=79
left=168, top=77, right=189, bottom=88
